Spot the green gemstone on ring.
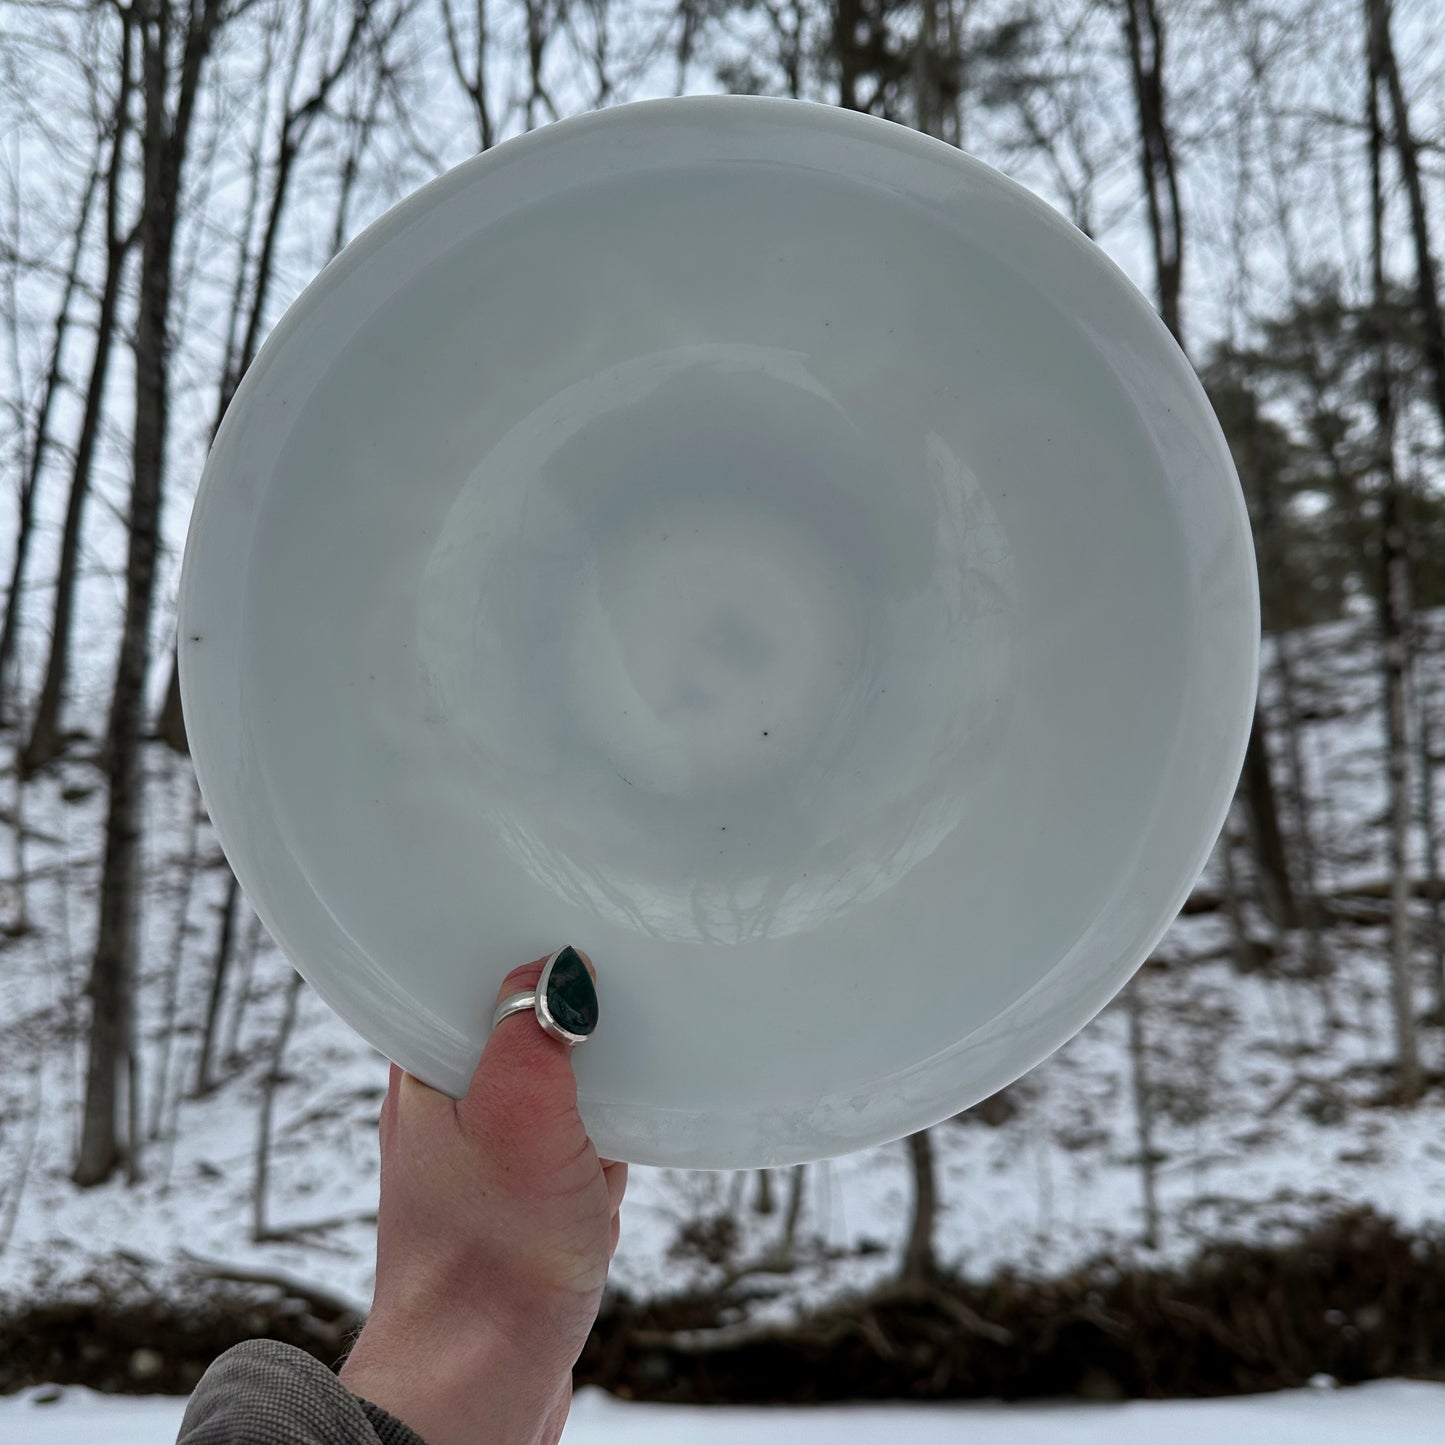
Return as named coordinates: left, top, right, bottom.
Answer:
left=545, top=946, right=598, bottom=1036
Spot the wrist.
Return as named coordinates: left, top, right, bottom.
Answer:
left=340, top=1307, right=572, bottom=1445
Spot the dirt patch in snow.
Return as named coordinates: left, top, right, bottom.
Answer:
left=4, top=1208, right=1445, bottom=1404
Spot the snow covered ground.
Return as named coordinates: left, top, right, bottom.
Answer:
left=4, top=1379, right=1443, bottom=1444
left=0, top=612, right=1443, bottom=1337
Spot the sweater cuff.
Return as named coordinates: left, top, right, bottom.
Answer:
left=178, top=1337, right=428, bottom=1445
left=357, top=1396, right=431, bottom=1445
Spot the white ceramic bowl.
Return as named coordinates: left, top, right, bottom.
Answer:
left=179, top=95, right=1259, bottom=1168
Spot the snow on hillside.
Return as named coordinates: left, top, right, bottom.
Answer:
left=0, top=609, right=1442, bottom=1327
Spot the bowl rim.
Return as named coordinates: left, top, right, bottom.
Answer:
left=179, top=93, right=1261, bottom=1167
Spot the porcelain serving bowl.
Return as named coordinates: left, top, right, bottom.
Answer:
left=179, top=95, right=1259, bottom=1168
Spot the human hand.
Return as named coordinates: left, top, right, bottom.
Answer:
left=339, top=948, right=626, bottom=1445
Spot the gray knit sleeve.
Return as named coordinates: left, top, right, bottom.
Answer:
left=177, top=1338, right=428, bottom=1445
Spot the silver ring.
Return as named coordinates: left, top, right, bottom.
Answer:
left=489, top=946, right=598, bottom=1046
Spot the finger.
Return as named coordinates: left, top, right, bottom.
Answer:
left=392, top=1060, right=458, bottom=1128
left=602, top=1159, right=628, bottom=1216
left=487, top=945, right=596, bottom=1046
left=490, top=944, right=595, bottom=1019
left=609, top=1211, right=621, bottom=1259
left=457, top=949, right=595, bottom=1158
left=379, top=1062, right=403, bottom=1144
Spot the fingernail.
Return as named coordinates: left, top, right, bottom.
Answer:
left=545, top=945, right=599, bottom=1038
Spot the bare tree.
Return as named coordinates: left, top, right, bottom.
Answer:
left=1410, top=646, right=1445, bottom=1019
left=440, top=0, right=495, bottom=149
left=231, top=2, right=383, bottom=418
left=674, top=0, right=702, bottom=94
left=1266, top=645, right=1330, bottom=975
left=522, top=0, right=561, bottom=130
left=1217, top=808, right=1266, bottom=972
left=1120, top=0, right=1296, bottom=934
left=833, top=0, right=865, bottom=110
left=900, top=1128, right=938, bottom=1281
left=999, top=14, right=1103, bottom=237
left=1362, top=0, right=1445, bottom=438
left=328, top=62, right=389, bottom=256
left=565, top=0, right=615, bottom=109
left=253, top=970, right=305, bottom=1242
left=75, top=0, right=226, bottom=1188
left=752, top=1166, right=773, bottom=1214
left=1208, top=364, right=1334, bottom=993
left=223, top=907, right=268, bottom=1067
left=912, top=0, right=943, bottom=138
left=0, top=156, right=101, bottom=726
left=192, top=875, right=240, bottom=1097
left=1367, top=0, right=1445, bottom=1028
left=0, top=1055, right=43, bottom=1257
left=1364, top=0, right=1420, bottom=1104
left=151, top=0, right=285, bottom=754
left=1126, top=973, right=1160, bottom=1248
left=1121, top=0, right=1182, bottom=340
left=147, top=781, right=203, bottom=1138
left=21, top=13, right=138, bottom=775
left=776, top=1162, right=806, bottom=1262
left=154, top=0, right=396, bottom=752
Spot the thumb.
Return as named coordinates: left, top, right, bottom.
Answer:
left=458, top=948, right=598, bottom=1168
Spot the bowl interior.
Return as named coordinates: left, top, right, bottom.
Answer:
left=183, top=99, right=1257, bottom=1166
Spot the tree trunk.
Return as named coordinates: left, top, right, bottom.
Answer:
left=1122, top=0, right=1184, bottom=345
left=0, top=160, right=101, bottom=725
left=758, top=0, right=804, bottom=100
left=24, top=15, right=138, bottom=776
left=154, top=647, right=187, bottom=752
left=149, top=782, right=201, bottom=1138
left=834, top=0, right=863, bottom=111
left=1365, top=0, right=1420, bottom=1104
left=1126, top=977, right=1160, bottom=1249
left=1248, top=433, right=1323, bottom=953
left=193, top=873, right=239, bottom=1097
left=1241, top=711, right=1298, bottom=930
left=912, top=0, right=941, bottom=139
left=224, top=906, right=267, bottom=1068
left=1272, top=632, right=1330, bottom=980
left=901, top=1128, right=938, bottom=1281
left=0, top=1060, right=44, bottom=1255
left=7, top=736, right=29, bottom=937
left=253, top=970, right=305, bottom=1242
left=753, top=1168, right=774, bottom=1215
left=155, top=0, right=378, bottom=751
left=674, top=0, right=697, bottom=93
left=778, top=1163, right=806, bottom=1261
left=75, top=0, right=222, bottom=1188
left=941, top=0, right=963, bottom=146
left=75, top=3, right=164, bottom=1189
left=1410, top=646, right=1445, bottom=1019
left=1366, top=0, right=1445, bottom=435
left=1379, top=481, right=1418, bottom=1100
left=1376, top=0, right=1445, bottom=1020
left=1218, top=808, right=1265, bottom=971
left=440, top=0, right=495, bottom=150
left=523, top=0, right=556, bottom=129
left=1123, top=0, right=1293, bottom=931
left=1241, top=383, right=1327, bottom=959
